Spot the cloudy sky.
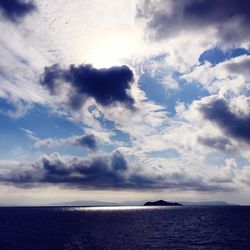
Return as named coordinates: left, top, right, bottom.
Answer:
left=0, top=0, right=250, bottom=205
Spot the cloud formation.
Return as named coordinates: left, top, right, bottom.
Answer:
left=0, top=152, right=147, bottom=189
left=198, top=136, right=234, bottom=152
left=226, top=57, right=250, bottom=77
left=0, top=0, right=36, bottom=22
left=138, top=0, right=250, bottom=44
left=34, top=134, right=98, bottom=151
left=200, top=99, right=250, bottom=143
left=0, top=152, right=234, bottom=192
left=40, top=64, right=135, bottom=110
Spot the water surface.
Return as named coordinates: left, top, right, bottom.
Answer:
left=0, top=206, right=249, bottom=249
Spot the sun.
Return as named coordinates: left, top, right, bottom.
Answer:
left=87, top=31, right=139, bottom=68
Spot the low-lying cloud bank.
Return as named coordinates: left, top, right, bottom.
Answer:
left=0, top=152, right=236, bottom=192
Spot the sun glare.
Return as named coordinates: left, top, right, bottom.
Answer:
left=88, top=32, right=139, bottom=68
left=67, top=206, right=164, bottom=212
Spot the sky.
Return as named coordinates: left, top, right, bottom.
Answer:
left=0, top=0, right=250, bottom=205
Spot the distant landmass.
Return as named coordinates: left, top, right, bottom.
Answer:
left=47, top=199, right=238, bottom=207
left=144, top=200, right=182, bottom=206
left=179, top=201, right=238, bottom=206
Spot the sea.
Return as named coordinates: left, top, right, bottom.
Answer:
left=0, top=206, right=249, bottom=250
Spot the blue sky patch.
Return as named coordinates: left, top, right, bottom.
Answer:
left=199, top=47, right=250, bottom=66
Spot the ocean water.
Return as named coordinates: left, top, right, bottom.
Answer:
left=0, top=206, right=249, bottom=250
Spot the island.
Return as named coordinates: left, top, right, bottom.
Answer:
left=144, top=200, right=182, bottom=206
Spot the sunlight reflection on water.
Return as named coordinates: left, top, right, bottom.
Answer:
left=68, top=205, right=181, bottom=212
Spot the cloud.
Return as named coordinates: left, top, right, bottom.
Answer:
left=0, top=152, right=145, bottom=189
left=182, top=55, right=250, bottom=97
left=20, top=128, right=38, bottom=141
left=239, top=166, right=250, bottom=185
left=226, top=57, right=250, bottom=77
left=0, top=152, right=235, bottom=192
left=137, top=0, right=250, bottom=44
left=200, top=98, right=250, bottom=143
left=198, top=136, right=234, bottom=152
left=34, top=134, right=98, bottom=151
left=0, top=99, right=32, bottom=119
left=40, top=64, right=135, bottom=110
left=71, top=135, right=98, bottom=151
left=0, top=4, right=50, bottom=117
left=0, top=0, right=36, bottom=22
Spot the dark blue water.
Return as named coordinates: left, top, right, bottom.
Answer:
left=0, top=206, right=249, bottom=250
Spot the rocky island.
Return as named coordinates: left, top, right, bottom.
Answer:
left=144, top=200, right=182, bottom=206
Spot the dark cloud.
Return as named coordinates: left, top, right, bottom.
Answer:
left=34, top=134, right=98, bottom=151
left=209, top=176, right=233, bottom=184
left=71, top=135, right=98, bottom=151
left=198, top=136, right=234, bottom=151
left=1, top=152, right=141, bottom=189
left=0, top=152, right=234, bottom=191
left=111, top=151, right=127, bottom=171
left=40, top=64, right=135, bottom=110
left=0, top=0, right=36, bottom=22
left=226, top=57, right=250, bottom=76
left=137, top=0, right=250, bottom=43
left=200, top=99, right=250, bottom=143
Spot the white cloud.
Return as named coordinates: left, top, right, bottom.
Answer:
left=182, top=55, right=250, bottom=97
